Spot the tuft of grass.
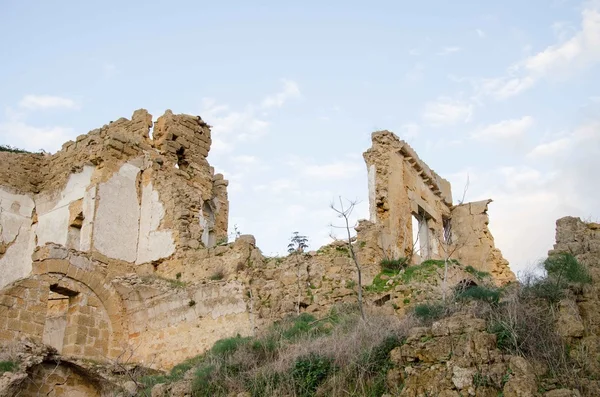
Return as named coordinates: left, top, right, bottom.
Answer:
left=456, top=286, right=501, bottom=305
left=211, top=335, right=252, bottom=357
left=365, top=268, right=400, bottom=293
left=0, top=361, right=16, bottom=373
left=292, top=353, right=335, bottom=397
left=379, top=257, right=407, bottom=272
left=464, top=265, right=490, bottom=279
left=413, top=303, right=446, bottom=323
left=402, top=260, right=448, bottom=283
left=209, top=270, right=225, bottom=281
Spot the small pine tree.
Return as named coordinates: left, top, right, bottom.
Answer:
left=288, top=232, right=309, bottom=316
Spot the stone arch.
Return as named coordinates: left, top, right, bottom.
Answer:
left=0, top=257, right=128, bottom=359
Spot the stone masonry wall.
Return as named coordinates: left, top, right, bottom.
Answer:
left=362, top=130, right=514, bottom=282
left=451, top=200, right=515, bottom=284
left=549, top=216, right=600, bottom=374
left=363, top=131, right=452, bottom=262
left=0, top=109, right=229, bottom=289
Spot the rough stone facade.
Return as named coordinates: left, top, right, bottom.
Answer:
left=549, top=217, right=600, bottom=376
left=0, top=110, right=515, bottom=394
left=363, top=131, right=515, bottom=283
left=0, top=109, right=229, bottom=289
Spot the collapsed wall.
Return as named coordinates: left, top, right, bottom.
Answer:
left=362, top=131, right=514, bottom=284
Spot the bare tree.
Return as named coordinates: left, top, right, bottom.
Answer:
left=288, top=232, right=309, bottom=316
left=330, top=197, right=366, bottom=322
left=457, top=173, right=470, bottom=204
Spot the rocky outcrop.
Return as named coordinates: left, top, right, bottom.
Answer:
left=549, top=217, right=600, bottom=375
left=388, top=313, right=577, bottom=397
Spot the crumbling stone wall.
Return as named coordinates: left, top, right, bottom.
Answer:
left=363, top=131, right=452, bottom=262
left=451, top=200, right=515, bottom=285
left=0, top=109, right=229, bottom=289
left=549, top=216, right=600, bottom=374
left=362, top=130, right=515, bottom=282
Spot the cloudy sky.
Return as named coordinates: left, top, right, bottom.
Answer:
left=1, top=0, right=599, bottom=275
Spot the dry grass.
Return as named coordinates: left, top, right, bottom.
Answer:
left=138, top=304, right=415, bottom=396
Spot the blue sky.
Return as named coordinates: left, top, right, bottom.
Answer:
left=1, top=0, right=599, bottom=275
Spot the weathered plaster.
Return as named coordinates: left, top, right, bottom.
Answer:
left=136, top=182, right=175, bottom=264
left=36, top=166, right=95, bottom=248
left=93, top=163, right=141, bottom=262
left=0, top=188, right=36, bottom=288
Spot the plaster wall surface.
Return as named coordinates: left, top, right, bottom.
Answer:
left=36, top=165, right=95, bottom=248
left=136, top=182, right=175, bottom=264
left=93, top=163, right=141, bottom=262
left=0, top=187, right=36, bottom=287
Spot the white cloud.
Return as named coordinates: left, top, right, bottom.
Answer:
left=438, top=46, right=461, bottom=55
left=422, top=97, right=473, bottom=126
left=471, top=116, right=534, bottom=141
left=260, top=79, right=301, bottom=109
left=523, top=8, right=600, bottom=76
left=527, top=137, right=572, bottom=158
left=286, top=156, right=363, bottom=180
left=18, top=95, right=80, bottom=110
left=478, top=5, right=600, bottom=100
left=476, top=29, right=486, bottom=38
left=478, top=76, right=536, bottom=100
left=203, top=80, right=301, bottom=161
left=0, top=119, right=74, bottom=153
left=302, top=161, right=362, bottom=180
left=451, top=119, right=600, bottom=274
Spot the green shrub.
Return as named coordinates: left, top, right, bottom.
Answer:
left=247, top=372, right=283, bottom=397
left=456, top=286, right=501, bottom=305
left=211, top=335, right=251, bottom=358
left=402, top=260, right=447, bottom=283
left=0, top=361, right=16, bottom=373
left=379, top=258, right=407, bottom=272
left=526, top=279, right=565, bottom=304
left=413, top=303, right=446, bottom=323
left=292, top=353, right=335, bottom=397
left=366, top=268, right=400, bottom=293
left=544, top=253, right=592, bottom=284
left=192, top=364, right=227, bottom=396
left=489, top=321, right=514, bottom=352
left=0, top=145, right=29, bottom=154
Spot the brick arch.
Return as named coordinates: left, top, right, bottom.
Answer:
left=0, top=258, right=128, bottom=359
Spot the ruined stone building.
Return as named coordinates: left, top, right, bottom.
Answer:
left=0, top=110, right=514, bottom=395
left=363, top=131, right=514, bottom=284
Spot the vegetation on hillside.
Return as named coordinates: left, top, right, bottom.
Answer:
left=135, top=252, right=593, bottom=396
left=138, top=305, right=413, bottom=396
left=0, top=144, right=30, bottom=154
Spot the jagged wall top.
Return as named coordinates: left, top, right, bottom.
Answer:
left=364, top=131, right=453, bottom=205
